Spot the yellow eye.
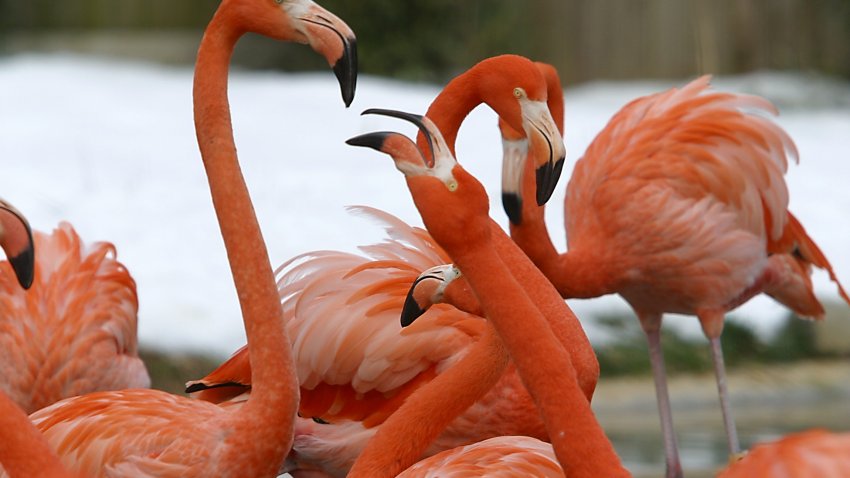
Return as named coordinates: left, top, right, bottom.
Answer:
left=446, top=180, right=458, bottom=192
left=513, top=87, right=525, bottom=99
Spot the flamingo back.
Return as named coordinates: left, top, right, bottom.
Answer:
left=564, top=76, right=802, bottom=312
left=0, top=222, right=149, bottom=414
left=0, top=389, right=234, bottom=477
left=718, top=430, right=850, bottom=478
left=395, top=436, right=563, bottom=478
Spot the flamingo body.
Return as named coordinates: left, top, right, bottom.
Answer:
left=9, top=389, right=226, bottom=477
left=507, top=75, right=850, bottom=475
left=396, top=436, right=563, bottom=478
left=719, top=430, right=850, bottom=478
left=0, top=0, right=357, bottom=474
left=0, top=222, right=149, bottom=414
left=191, top=207, right=548, bottom=476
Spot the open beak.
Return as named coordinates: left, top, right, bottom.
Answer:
left=400, top=264, right=461, bottom=327
left=298, top=1, right=358, bottom=107
left=519, top=98, right=566, bottom=206
left=0, top=200, right=34, bottom=289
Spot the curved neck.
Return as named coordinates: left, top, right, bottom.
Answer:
left=449, top=234, right=628, bottom=477
left=0, top=392, right=70, bottom=478
left=348, top=325, right=508, bottom=477
left=194, top=9, right=297, bottom=473
left=419, top=70, right=482, bottom=155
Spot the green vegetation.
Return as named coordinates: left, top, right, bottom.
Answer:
left=595, top=312, right=836, bottom=377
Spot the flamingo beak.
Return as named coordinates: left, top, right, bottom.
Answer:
left=297, top=1, right=358, bottom=107
left=520, top=99, right=566, bottom=206
left=400, top=264, right=460, bottom=327
left=500, top=137, right=529, bottom=225
left=0, top=201, right=35, bottom=289
left=346, top=132, right=391, bottom=151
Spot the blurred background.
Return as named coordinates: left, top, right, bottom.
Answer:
left=2, top=1, right=850, bottom=476
left=4, top=0, right=850, bottom=83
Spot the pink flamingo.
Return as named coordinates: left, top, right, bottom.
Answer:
left=0, top=0, right=356, bottom=476
left=410, top=75, right=850, bottom=477
left=187, top=55, right=594, bottom=477
left=0, top=204, right=73, bottom=478
left=344, top=109, right=627, bottom=477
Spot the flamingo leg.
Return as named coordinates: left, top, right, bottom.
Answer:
left=709, top=336, right=741, bottom=458
left=641, top=313, right=684, bottom=478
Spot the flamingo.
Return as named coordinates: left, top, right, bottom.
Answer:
left=0, top=222, right=149, bottom=414
left=395, top=436, right=563, bottom=478
left=0, top=0, right=357, bottom=476
left=187, top=54, right=596, bottom=476
left=344, top=109, right=628, bottom=477
left=718, top=429, right=850, bottom=478
left=407, top=75, right=850, bottom=477
left=0, top=203, right=73, bottom=478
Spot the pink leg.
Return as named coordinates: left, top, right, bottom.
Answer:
left=709, top=336, right=741, bottom=457
left=640, top=314, right=683, bottom=478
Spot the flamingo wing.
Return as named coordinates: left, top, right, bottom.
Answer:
left=0, top=389, right=231, bottom=477
left=191, top=206, right=485, bottom=424
left=565, top=76, right=800, bottom=312
left=0, top=222, right=149, bottom=414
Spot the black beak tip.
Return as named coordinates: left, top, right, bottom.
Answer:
left=400, top=291, right=426, bottom=328
left=551, top=156, right=565, bottom=192
left=502, top=192, right=523, bottom=226
left=333, top=38, right=358, bottom=108
left=9, top=245, right=34, bottom=290
left=346, top=132, right=390, bottom=152
left=535, top=163, right=555, bottom=206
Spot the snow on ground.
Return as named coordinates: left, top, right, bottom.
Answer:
left=1, top=54, right=848, bottom=356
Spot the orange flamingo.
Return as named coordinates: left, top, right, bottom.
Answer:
left=0, top=222, right=149, bottom=414
left=0, top=0, right=356, bottom=476
left=718, top=430, right=850, bottom=478
left=412, top=75, right=850, bottom=477
left=187, top=55, right=592, bottom=476
left=0, top=215, right=70, bottom=478
left=0, top=203, right=73, bottom=478
left=344, top=109, right=627, bottom=477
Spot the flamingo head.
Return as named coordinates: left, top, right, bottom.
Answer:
left=474, top=55, right=566, bottom=219
left=347, top=108, right=492, bottom=256
left=399, top=264, right=462, bottom=327
left=223, top=0, right=357, bottom=106
left=0, top=199, right=34, bottom=289
left=496, top=61, right=566, bottom=225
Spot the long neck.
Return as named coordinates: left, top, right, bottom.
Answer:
left=489, top=221, right=599, bottom=400
left=419, top=71, right=482, bottom=155
left=509, top=177, right=615, bottom=300
left=452, top=238, right=628, bottom=477
left=0, top=392, right=70, bottom=478
left=348, top=325, right=509, bottom=477
left=194, top=12, right=297, bottom=474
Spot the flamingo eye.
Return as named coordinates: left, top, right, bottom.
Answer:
left=513, top=87, right=526, bottom=99
left=274, top=0, right=284, bottom=4
left=446, top=180, right=458, bottom=192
